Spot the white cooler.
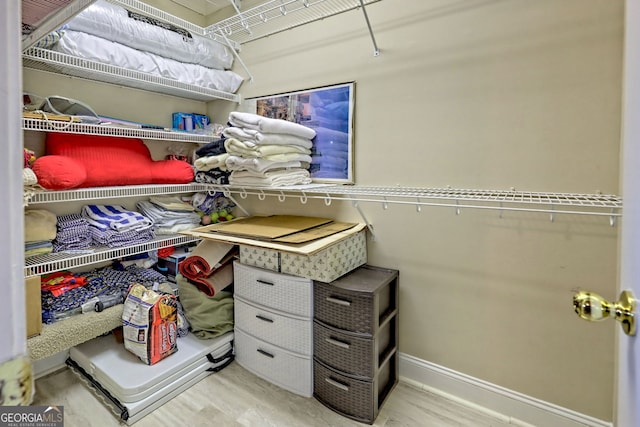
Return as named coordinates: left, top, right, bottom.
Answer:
left=67, top=332, right=234, bottom=424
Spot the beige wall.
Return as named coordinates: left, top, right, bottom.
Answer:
left=210, top=0, right=624, bottom=421
left=21, top=0, right=624, bottom=421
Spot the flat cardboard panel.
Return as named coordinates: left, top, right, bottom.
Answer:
left=183, top=223, right=366, bottom=256
left=25, top=275, right=41, bottom=338
left=274, top=221, right=357, bottom=243
left=198, top=215, right=334, bottom=240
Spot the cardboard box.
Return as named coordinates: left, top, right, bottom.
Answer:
left=182, top=217, right=368, bottom=283
left=239, top=228, right=367, bottom=282
left=25, top=275, right=42, bottom=338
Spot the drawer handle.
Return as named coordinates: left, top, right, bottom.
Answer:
left=325, top=377, right=349, bottom=392
left=256, top=314, right=274, bottom=323
left=325, top=337, right=350, bottom=349
left=326, top=296, right=351, bottom=306
left=257, top=349, right=274, bottom=358
left=256, top=279, right=274, bottom=286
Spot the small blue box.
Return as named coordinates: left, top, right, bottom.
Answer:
left=172, top=113, right=210, bottom=132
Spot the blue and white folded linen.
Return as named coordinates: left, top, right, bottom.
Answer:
left=81, top=204, right=153, bottom=232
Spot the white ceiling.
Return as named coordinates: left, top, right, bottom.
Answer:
left=169, top=0, right=237, bottom=16
left=168, top=0, right=268, bottom=17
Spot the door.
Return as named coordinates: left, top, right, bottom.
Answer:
left=617, top=1, right=640, bottom=425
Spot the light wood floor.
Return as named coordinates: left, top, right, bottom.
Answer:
left=31, top=360, right=519, bottom=427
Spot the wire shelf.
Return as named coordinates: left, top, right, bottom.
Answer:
left=25, top=234, right=200, bottom=278
left=22, top=118, right=219, bottom=143
left=21, top=0, right=95, bottom=51
left=211, top=184, right=623, bottom=219
left=208, top=0, right=382, bottom=44
left=25, top=183, right=213, bottom=205
left=22, top=48, right=241, bottom=102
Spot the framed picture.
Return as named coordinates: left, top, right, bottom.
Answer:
left=245, top=82, right=355, bottom=184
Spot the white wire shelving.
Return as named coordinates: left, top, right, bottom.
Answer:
left=25, top=234, right=200, bottom=278
left=22, top=48, right=241, bottom=103
left=21, top=0, right=95, bottom=51
left=22, top=117, right=219, bottom=143
left=208, top=0, right=382, bottom=46
left=209, top=184, right=623, bottom=227
left=24, top=183, right=214, bottom=205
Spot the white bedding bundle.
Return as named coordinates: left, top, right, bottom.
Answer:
left=53, top=30, right=244, bottom=94
left=65, top=0, right=233, bottom=70
left=45, top=0, right=243, bottom=94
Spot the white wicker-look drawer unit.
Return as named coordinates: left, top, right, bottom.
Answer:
left=234, top=261, right=313, bottom=317
left=234, top=297, right=312, bottom=355
left=233, top=261, right=314, bottom=397
left=234, top=329, right=313, bottom=397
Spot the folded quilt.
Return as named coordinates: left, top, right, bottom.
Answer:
left=136, top=201, right=201, bottom=230
left=194, top=153, right=229, bottom=171
left=224, top=138, right=311, bottom=158
left=229, top=168, right=312, bottom=187
left=228, top=112, right=316, bottom=140
left=178, top=241, right=238, bottom=296
left=149, top=195, right=194, bottom=211
left=82, top=204, right=153, bottom=232
left=223, top=127, right=313, bottom=149
left=89, top=227, right=155, bottom=248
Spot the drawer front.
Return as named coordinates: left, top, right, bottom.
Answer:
left=313, top=321, right=375, bottom=378
left=234, top=261, right=313, bottom=317
left=235, top=297, right=312, bottom=355
left=313, top=359, right=375, bottom=424
left=314, top=282, right=373, bottom=334
left=235, top=328, right=313, bottom=397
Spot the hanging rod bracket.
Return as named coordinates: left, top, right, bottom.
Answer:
left=358, top=0, right=380, bottom=56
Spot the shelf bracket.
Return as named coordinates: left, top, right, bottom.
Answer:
left=216, top=29, right=254, bottom=83
left=353, top=200, right=376, bottom=241
left=358, top=0, right=380, bottom=56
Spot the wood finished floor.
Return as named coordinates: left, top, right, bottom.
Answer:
left=32, top=361, right=517, bottom=427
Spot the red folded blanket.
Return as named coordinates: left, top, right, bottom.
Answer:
left=178, top=241, right=238, bottom=296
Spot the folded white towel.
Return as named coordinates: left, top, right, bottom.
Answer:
left=223, top=127, right=313, bottom=149
left=226, top=156, right=309, bottom=173
left=194, top=153, right=229, bottom=171
left=228, top=111, right=316, bottom=140
left=229, top=168, right=312, bottom=187
left=224, top=138, right=311, bottom=158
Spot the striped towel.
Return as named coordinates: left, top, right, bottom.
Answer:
left=82, top=204, right=153, bottom=232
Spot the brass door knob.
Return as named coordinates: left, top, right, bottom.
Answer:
left=573, top=290, right=636, bottom=336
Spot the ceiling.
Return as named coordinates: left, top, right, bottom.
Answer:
left=169, top=0, right=239, bottom=16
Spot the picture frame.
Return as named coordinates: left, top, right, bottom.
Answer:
left=244, top=82, right=355, bottom=184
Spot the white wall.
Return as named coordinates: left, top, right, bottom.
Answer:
left=210, top=0, right=623, bottom=421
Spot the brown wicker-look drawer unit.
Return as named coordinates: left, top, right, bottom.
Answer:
left=313, top=265, right=399, bottom=424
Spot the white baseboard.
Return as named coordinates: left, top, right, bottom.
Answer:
left=398, top=353, right=612, bottom=427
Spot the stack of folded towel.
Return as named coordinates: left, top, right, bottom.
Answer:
left=222, top=111, right=316, bottom=187
left=192, top=139, right=231, bottom=185
left=52, top=213, right=92, bottom=253
left=81, top=204, right=155, bottom=248
left=136, top=195, right=201, bottom=234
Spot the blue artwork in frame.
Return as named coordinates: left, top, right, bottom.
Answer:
left=248, top=82, right=355, bottom=184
